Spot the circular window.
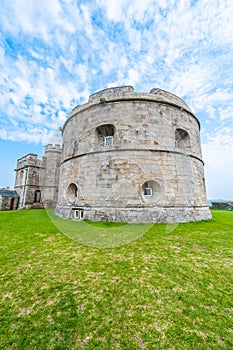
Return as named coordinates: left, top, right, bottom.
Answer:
left=141, top=180, right=163, bottom=203
left=66, top=183, right=78, bottom=204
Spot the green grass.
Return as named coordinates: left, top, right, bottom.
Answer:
left=47, top=210, right=154, bottom=248
left=0, top=209, right=232, bottom=349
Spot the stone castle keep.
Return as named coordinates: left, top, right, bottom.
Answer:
left=14, top=144, right=61, bottom=209
left=14, top=86, right=212, bottom=222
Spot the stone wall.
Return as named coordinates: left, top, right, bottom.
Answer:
left=211, top=202, right=233, bottom=210
left=14, top=153, right=41, bottom=208
left=14, top=145, right=61, bottom=209
left=0, top=190, right=19, bottom=210
left=40, top=144, right=62, bottom=208
left=56, top=86, right=211, bottom=222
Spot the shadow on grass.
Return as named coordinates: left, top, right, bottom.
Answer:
left=46, top=209, right=154, bottom=248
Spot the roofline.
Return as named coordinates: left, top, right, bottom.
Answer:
left=16, top=153, right=38, bottom=161
left=63, top=97, right=200, bottom=131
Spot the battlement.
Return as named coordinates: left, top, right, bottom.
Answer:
left=14, top=142, right=62, bottom=210
left=17, top=153, right=38, bottom=162
left=149, top=88, right=191, bottom=111
left=88, top=86, right=134, bottom=103
left=16, top=153, right=41, bottom=169
left=68, top=86, right=194, bottom=123
left=44, top=143, right=62, bottom=152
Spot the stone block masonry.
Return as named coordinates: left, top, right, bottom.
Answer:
left=55, top=86, right=212, bottom=222
left=14, top=145, right=62, bottom=209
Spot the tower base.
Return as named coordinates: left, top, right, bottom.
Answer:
left=55, top=205, right=212, bottom=223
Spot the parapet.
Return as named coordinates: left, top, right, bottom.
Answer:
left=44, top=143, right=62, bottom=152
left=16, top=153, right=41, bottom=169
left=17, top=153, right=38, bottom=161
left=149, top=88, right=191, bottom=112
left=88, top=86, right=134, bottom=103
left=68, top=86, right=193, bottom=122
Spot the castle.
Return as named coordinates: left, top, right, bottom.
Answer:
left=14, top=144, right=62, bottom=209
left=14, top=86, right=212, bottom=222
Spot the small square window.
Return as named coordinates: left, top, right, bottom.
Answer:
left=105, top=136, right=113, bottom=146
left=144, top=188, right=152, bottom=196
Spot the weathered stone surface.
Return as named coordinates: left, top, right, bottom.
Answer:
left=211, top=202, right=233, bottom=210
left=14, top=144, right=61, bottom=209
left=55, top=86, right=212, bottom=222
left=0, top=189, right=19, bottom=210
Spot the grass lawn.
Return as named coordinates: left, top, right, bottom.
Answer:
left=0, top=209, right=232, bottom=349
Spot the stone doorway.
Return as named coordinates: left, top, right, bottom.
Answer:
left=10, top=198, right=14, bottom=210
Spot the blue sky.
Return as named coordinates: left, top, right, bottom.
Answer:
left=0, top=0, right=233, bottom=199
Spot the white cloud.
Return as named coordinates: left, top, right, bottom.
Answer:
left=0, top=0, right=78, bottom=41
left=0, top=0, right=233, bottom=197
left=126, top=68, right=140, bottom=86
left=219, top=106, right=233, bottom=121
left=203, top=132, right=233, bottom=199
left=202, top=126, right=233, bottom=198
left=0, top=126, right=50, bottom=144
left=97, top=0, right=130, bottom=22
left=80, top=4, right=94, bottom=38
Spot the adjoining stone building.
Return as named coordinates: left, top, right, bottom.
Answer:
left=14, top=144, right=61, bottom=209
left=55, top=86, right=212, bottom=222
left=0, top=189, right=19, bottom=210
left=211, top=202, right=233, bottom=210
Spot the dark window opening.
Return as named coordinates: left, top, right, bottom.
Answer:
left=175, top=128, right=191, bottom=150
left=144, top=187, right=152, bottom=196
left=74, top=209, right=84, bottom=220
left=96, top=124, right=115, bottom=146
left=66, top=183, right=78, bottom=204
left=34, top=190, right=41, bottom=203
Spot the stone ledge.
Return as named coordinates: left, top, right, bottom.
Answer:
left=61, top=148, right=204, bottom=166
left=55, top=205, right=212, bottom=223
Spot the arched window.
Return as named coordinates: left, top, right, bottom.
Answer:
left=34, top=190, right=41, bottom=203
left=96, top=124, right=115, bottom=146
left=66, top=183, right=78, bottom=204
left=175, top=129, right=191, bottom=150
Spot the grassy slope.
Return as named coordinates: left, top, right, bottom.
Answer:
left=0, top=209, right=232, bottom=349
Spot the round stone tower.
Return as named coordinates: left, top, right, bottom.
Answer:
left=55, top=86, right=211, bottom=222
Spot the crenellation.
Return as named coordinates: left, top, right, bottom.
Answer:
left=14, top=144, right=62, bottom=209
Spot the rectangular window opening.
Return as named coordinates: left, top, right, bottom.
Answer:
left=144, top=188, right=152, bottom=196
left=105, top=136, right=113, bottom=146
left=74, top=210, right=84, bottom=220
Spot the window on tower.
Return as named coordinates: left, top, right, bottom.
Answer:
left=96, top=124, right=115, bottom=146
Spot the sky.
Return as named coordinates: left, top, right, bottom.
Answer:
left=0, top=0, right=233, bottom=200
